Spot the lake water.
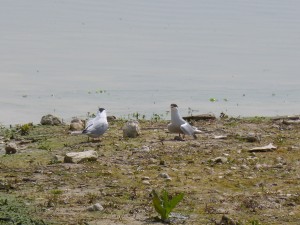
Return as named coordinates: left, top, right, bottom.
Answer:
left=1, top=0, right=300, bottom=125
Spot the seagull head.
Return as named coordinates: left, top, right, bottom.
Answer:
left=97, top=108, right=107, bottom=118
left=99, top=108, right=105, bottom=113
left=170, top=104, right=179, bottom=114
left=170, top=103, right=178, bottom=109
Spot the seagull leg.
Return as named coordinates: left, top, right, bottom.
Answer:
left=174, top=133, right=184, bottom=141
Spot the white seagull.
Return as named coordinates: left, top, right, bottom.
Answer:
left=167, top=104, right=202, bottom=139
left=72, top=108, right=108, bottom=140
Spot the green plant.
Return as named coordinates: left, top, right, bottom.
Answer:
left=249, top=219, right=263, bottom=225
left=38, top=142, right=52, bottom=151
left=151, top=113, right=163, bottom=122
left=18, top=123, right=33, bottom=135
left=46, top=189, right=64, bottom=207
left=152, top=189, right=184, bottom=223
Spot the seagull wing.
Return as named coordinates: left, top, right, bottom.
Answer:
left=180, top=122, right=196, bottom=136
left=82, top=118, right=96, bottom=134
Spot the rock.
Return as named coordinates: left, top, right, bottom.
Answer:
left=64, top=150, right=98, bottom=163
left=40, top=114, right=62, bottom=125
left=142, top=180, right=151, bottom=185
left=254, top=163, right=268, bottom=170
left=53, top=155, right=64, bottom=163
left=87, top=203, right=104, bottom=212
left=107, top=116, right=116, bottom=122
left=214, top=135, right=227, bottom=139
left=132, top=145, right=150, bottom=153
left=212, top=157, right=228, bottom=164
left=183, top=113, right=216, bottom=122
left=141, top=176, right=150, bottom=180
left=249, top=143, right=277, bottom=152
left=5, top=142, right=18, bottom=154
left=240, top=164, right=250, bottom=170
left=216, top=215, right=237, bottom=225
left=272, top=115, right=299, bottom=121
left=159, top=173, right=172, bottom=180
left=122, top=120, right=141, bottom=138
left=243, top=133, right=261, bottom=142
left=283, top=119, right=300, bottom=125
left=141, top=145, right=150, bottom=152
left=69, top=118, right=85, bottom=131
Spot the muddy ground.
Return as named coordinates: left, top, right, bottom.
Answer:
left=0, top=116, right=299, bottom=225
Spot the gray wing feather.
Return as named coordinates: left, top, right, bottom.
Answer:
left=180, top=123, right=195, bottom=136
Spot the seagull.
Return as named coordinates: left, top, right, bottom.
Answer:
left=71, top=108, right=108, bottom=140
left=167, top=104, right=202, bottom=139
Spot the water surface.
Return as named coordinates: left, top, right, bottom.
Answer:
left=1, top=0, right=300, bottom=124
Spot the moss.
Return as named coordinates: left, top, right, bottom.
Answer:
left=0, top=193, right=50, bottom=224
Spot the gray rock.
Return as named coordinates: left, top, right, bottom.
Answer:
left=212, top=157, right=228, bottom=164
left=69, top=118, right=84, bottom=131
left=216, top=215, right=237, bottom=225
left=244, top=133, right=261, bottom=142
left=5, top=142, right=18, bottom=154
left=87, top=203, right=104, bottom=212
left=240, top=164, right=250, bottom=170
left=141, top=176, right=150, bottom=180
left=40, top=114, right=62, bottom=125
left=183, top=113, right=216, bottom=122
left=107, top=116, right=116, bottom=122
left=159, top=173, right=172, bottom=180
left=64, top=150, right=98, bottom=163
left=53, top=155, right=64, bottom=163
left=122, top=120, right=141, bottom=138
left=142, top=180, right=151, bottom=185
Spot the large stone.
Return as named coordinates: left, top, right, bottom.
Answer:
left=64, top=150, right=98, bottom=163
left=183, top=113, right=216, bottom=122
left=40, top=114, right=62, bottom=125
left=5, top=142, right=18, bottom=154
left=122, top=120, right=141, bottom=138
left=107, top=116, right=116, bottom=122
left=69, top=118, right=85, bottom=131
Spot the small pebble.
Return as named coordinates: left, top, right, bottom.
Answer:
left=142, top=180, right=151, bottom=185
left=87, top=203, right=104, bottom=212
left=159, top=173, right=172, bottom=181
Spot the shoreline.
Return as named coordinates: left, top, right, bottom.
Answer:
left=1, top=112, right=300, bottom=127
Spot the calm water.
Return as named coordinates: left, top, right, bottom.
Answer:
left=1, top=1, right=300, bottom=125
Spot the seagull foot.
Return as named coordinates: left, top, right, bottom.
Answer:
left=174, top=136, right=185, bottom=141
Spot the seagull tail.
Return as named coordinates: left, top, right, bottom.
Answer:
left=194, top=129, right=203, bottom=134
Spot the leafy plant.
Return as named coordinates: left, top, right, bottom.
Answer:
left=152, top=189, right=184, bottom=223
left=18, top=123, right=33, bottom=135
left=249, top=219, right=263, bottom=225
left=151, top=113, right=163, bottom=122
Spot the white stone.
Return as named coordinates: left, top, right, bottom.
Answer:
left=64, top=150, right=98, bottom=163
left=122, top=120, right=141, bottom=138
left=87, top=203, right=104, bottom=211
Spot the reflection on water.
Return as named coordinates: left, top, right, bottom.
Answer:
left=0, top=1, right=300, bottom=125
